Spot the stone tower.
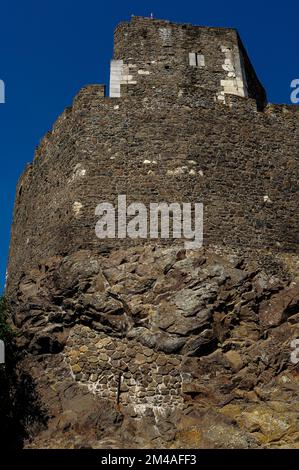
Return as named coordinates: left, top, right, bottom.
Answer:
left=109, top=17, right=266, bottom=107
left=5, top=16, right=299, bottom=450
left=7, top=16, right=299, bottom=295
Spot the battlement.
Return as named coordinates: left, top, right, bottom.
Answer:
left=109, top=16, right=266, bottom=108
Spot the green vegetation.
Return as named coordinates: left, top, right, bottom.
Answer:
left=0, top=295, right=13, bottom=341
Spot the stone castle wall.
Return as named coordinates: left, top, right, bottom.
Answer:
left=5, top=18, right=299, bottom=449
left=7, top=17, right=299, bottom=293
left=65, top=325, right=185, bottom=412
left=112, top=17, right=266, bottom=105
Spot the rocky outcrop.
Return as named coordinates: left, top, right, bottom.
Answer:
left=8, top=245, right=299, bottom=448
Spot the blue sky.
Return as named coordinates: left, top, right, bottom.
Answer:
left=0, top=0, right=298, bottom=292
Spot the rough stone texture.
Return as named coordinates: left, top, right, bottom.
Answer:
left=7, top=245, right=299, bottom=448
left=5, top=17, right=299, bottom=449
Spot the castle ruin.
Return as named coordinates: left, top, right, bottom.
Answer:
left=5, top=17, right=299, bottom=449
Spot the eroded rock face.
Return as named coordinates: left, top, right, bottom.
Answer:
left=8, top=246, right=299, bottom=448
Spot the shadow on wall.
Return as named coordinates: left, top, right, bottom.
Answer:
left=0, top=297, right=48, bottom=449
